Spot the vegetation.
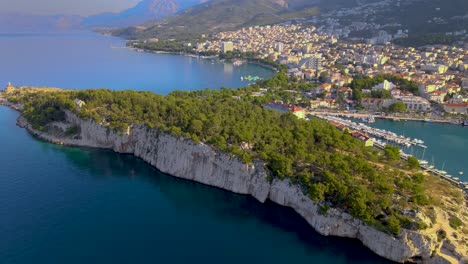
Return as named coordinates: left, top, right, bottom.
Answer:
left=7, top=81, right=443, bottom=235
left=394, top=34, right=460, bottom=48
left=389, top=102, right=407, bottom=113
left=350, top=74, right=419, bottom=96
left=449, top=215, right=463, bottom=230
left=407, top=156, right=420, bottom=169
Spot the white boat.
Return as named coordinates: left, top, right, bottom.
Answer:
left=419, top=160, right=429, bottom=165
left=459, top=171, right=464, bottom=175
left=453, top=177, right=459, bottom=181
left=439, top=170, right=447, bottom=175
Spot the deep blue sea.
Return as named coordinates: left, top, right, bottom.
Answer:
left=0, top=32, right=392, bottom=263
left=0, top=31, right=272, bottom=93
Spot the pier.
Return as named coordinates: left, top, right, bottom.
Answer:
left=312, top=114, right=468, bottom=195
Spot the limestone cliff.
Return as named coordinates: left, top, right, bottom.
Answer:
left=15, top=110, right=467, bottom=264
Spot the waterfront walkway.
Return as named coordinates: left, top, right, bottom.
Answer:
left=307, top=110, right=452, bottom=124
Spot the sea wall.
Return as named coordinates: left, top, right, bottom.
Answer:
left=15, top=110, right=464, bottom=264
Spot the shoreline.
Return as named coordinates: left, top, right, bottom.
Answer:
left=127, top=46, right=280, bottom=73
left=1, top=98, right=466, bottom=263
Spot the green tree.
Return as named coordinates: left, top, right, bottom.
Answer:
left=384, top=145, right=400, bottom=161
left=389, top=102, right=407, bottom=113
left=407, top=156, right=420, bottom=169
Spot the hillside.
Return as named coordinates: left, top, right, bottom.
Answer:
left=82, top=0, right=208, bottom=28
left=117, top=0, right=323, bottom=39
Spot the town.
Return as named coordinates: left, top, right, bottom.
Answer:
left=189, top=23, right=468, bottom=120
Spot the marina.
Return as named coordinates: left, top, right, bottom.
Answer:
left=313, top=114, right=468, bottom=193
left=317, top=115, right=427, bottom=148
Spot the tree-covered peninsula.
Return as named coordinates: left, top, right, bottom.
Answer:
left=5, top=85, right=466, bottom=243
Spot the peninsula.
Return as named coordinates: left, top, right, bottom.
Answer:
left=1, top=85, right=467, bottom=263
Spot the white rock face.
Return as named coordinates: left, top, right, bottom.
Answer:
left=15, top=111, right=464, bottom=264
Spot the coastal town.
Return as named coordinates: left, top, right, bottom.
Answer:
left=189, top=23, right=468, bottom=120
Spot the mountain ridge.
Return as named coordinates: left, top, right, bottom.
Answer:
left=83, top=0, right=209, bottom=28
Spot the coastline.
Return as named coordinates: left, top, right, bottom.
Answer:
left=2, top=99, right=466, bottom=264
left=127, top=46, right=280, bottom=73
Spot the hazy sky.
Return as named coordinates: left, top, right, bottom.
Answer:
left=0, top=0, right=141, bottom=16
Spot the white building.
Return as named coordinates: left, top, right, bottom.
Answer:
left=275, top=42, right=284, bottom=52
left=373, top=80, right=396, bottom=91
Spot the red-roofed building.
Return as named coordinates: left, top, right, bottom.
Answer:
left=426, top=89, right=447, bottom=103
left=442, top=103, right=468, bottom=114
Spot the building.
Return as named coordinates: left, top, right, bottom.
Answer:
left=462, top=78, right=468, bottom=91
left=298, top=54, right=322, bottom=70
left=394, top=96, right=432, bottom=112
left=264, top=102, right=306, bottom=119
left=426, top=90, right=446, bottom=103
left=442, top=103, right=468, bottom=114
left=221, top=41, right=234, bottom=53
left=421, top=64, right=448, bottom=74
left=373, top=80, right=396, bottom=91
left=275, top=42, right=284, bottom=52
left=4, top=82, right=14, bottom=93
left=351, top=132, right=374, bottom=147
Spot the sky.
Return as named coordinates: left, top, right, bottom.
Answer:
left=0, top=0, right=141, bottom=16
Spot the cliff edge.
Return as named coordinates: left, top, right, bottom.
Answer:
left=14, top=109, right=467, bottom=264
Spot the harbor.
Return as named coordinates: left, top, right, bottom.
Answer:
left=313, top=114, right=468, bottom=194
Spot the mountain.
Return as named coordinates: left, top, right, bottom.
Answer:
left=0, top=13, right=83, bottom=33
left=116, top=0, right=327, bottom=39
left=82, top=0, right=209, bottom=28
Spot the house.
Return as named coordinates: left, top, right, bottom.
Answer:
left=317, top=83, right=333, bottom=91
left=443, top=83, right=461, bottom=94
left=442, top=103, right=468, bottom=115
left=337, top=87, right=353, bottom=98
left=309, top=99, right=338, bottom=109
left=426, top=90, right=447, bottom=103
left=351, top=131, right=374, bottom=147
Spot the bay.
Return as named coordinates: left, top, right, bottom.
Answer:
left=0, top=31, right=272, bottom=93
left=0, top=32, right=391, bottom=263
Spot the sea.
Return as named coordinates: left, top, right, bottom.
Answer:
left=0, top=31, right=463, bottom=263
left=0, top=31, right=272, bottom=93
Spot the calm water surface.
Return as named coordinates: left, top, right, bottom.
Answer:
left=0, top=32, right=390, bottom=263
left=0, top=108, right=391, bottom=263
left=0, top=32, right=272, bottom=93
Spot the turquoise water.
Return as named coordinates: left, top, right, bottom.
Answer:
left=0, top=32, right=272, bottom=93
left=0, top=107, right=391, bottom=263
left=363, top=119, right=468, bottom=182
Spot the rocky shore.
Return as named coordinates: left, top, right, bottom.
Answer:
left=8, top=106, right=467, bottom=264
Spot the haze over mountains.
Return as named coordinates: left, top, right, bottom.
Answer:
left=0, top=0, right=210, bottom=32
left=83, top=0, right=209, bottom=27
